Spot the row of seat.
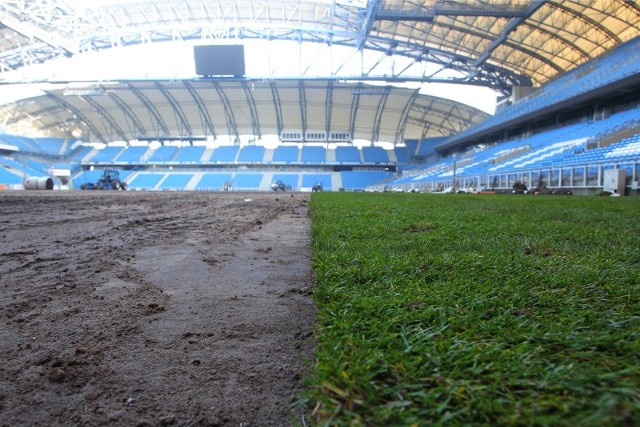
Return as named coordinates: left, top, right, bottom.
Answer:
left=448, top=36, right=640, bottom=144
left=83, top=144, right=400, bottom=164
left=390, top=107, right=640, bottom=187
left=70, top=170, right=394, bottom=191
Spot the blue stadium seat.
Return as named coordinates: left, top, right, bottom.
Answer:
left=90, top=146, right=124, bottom=163
left=272, top=146, right=300, bottom=163
left=302, top=174, right=332, bottom=190
left=237, top=146, right=265, bottom=163
left=336, top=146, right=361, bottom=163
left=158, top=174, right=192, bottom=190
left=301, top=146, right=326, bottom=163
left=0, top=166, right=24, bottom=185
left=272, top=174, right=298, bottom=189
left=211, top=146, right=239, bottom=162
left=147, top=146, right=179, bottom=162
left=234, top=173, right=263, bottom=190
left=340, top=170, right=393, bottom=190
left=196, top=173, right=233, bottom=190
left=362, top=146, right=390, bottom=163
left=175, top=146, right=206, bottom=162
left=128, top=173, right=165, bottom=189
left=118, top=146, right=148, bottom=163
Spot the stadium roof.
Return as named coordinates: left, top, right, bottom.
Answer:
left=0, top=0, right=639, bottom=143
left=0, top=80, right=487, bottom=143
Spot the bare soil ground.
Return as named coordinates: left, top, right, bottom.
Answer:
left=0, top=191, right=315, bottom=426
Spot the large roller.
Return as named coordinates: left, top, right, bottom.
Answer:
left=24, top=176, right=54, bottom=190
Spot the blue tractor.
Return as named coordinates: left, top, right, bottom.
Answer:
left=80, top=169, right=127, bottom=190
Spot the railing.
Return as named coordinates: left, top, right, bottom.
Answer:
left=390, top=160, right=639, bottom=193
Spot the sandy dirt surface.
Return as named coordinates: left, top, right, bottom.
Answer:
left=0, top=191, right=315, bottom=426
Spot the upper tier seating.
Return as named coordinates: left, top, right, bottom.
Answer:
left=196, top=173, right=233, bottom=190
left=158, top=174, right=193, bottom=190
left=448, top=36, right=640, bottom=145
left=237, top=146, right=265, bottom=163
left=89, top=146, right=123, bottom=163
left=117, top=146, right=148, bottom=163
left=175, top=146, right=206, bottom=162
left=273, top=146, right=300, bottom=163
left=147, top=146, right=179, bottom=162
left=301, top=146, right=327, bottom=163
left=336, top=146, right=361, bottom=163
left=362, top=146, right=390, bottom=163
left=211, top=146, right=239, bottom=162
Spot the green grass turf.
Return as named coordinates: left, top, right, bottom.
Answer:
left=303, top=193, right=640, bottom=426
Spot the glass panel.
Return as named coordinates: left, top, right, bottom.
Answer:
left=561, top=168, right=572, bottom=186
left=587, top=167, right=599, bottom=186
left=573, top=167, right=585, bottom=187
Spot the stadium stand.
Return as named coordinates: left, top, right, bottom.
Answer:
left=301, top=146, right=326, bottom=163
left=195, top=173, right=233, bottom=191
left=361, top=146, right=390, bottom=163
left=0, top=164, right=23, bottom=185
left=336, top=146, right=361, bottom=163
left=237, top=146, right=266, bottom=163
left=233, top=173, right=263, bottom=190
left=271, top=173, right=299, bottom=189
left=147, top=146, right=179, bottom=163
left=340, top=170, right=394, bottom=190
left=0, top=133, right=41, bottom=152
left=175, top=146, right=206, bottom=163
left=272, top=146, right=300, bottom=163
left=89, top=146, right=124, bottom=163
left=33, top=138, right=66, bottom=155
left=158, top=173, right=193, bottom=190
left=127, top=173, right=165, bottom=190
left=302, top=174, right=332, bottom=190
left=394, top=147, right=410, bottom=164
left=442, top=37, right=640, bottom=150
left=1, top=38, right=638, bottom=194
left=211, top=146, right=239, bottom=163
left=117, top=146, right=149, bottom=163
left=0, top=157, right=47, bottom=177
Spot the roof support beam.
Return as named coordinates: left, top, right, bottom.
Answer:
left=81, top=95, right=128, bottom=142
left=376, top=2, right=536, bottom=21
left=548, top=2, right=621, bottom=45
left=357, top=0, right=383, bottom=50
left=410, top=103, right=478, bottom=128
left=349, top=82, right=362, bottom=142
left=212, top=82, right=240, bottom=144
left=0, top=8, right=78, bottom=56
left=241, top=81, right=261, bottom=140
left=406, top=116, right=450, bottom=137
left=6, top=104, right=64, bottom=127
left=325, top=80, right=333, bottom=142
left=395, top=89, right=420, bottom=145
left=155, top=82, right=192, bottom=136
left=298, top=80, right=307, bottom=142
left=370, top=89, right=390, bottom=145
left=474, top=0, right=547, bottom=68
left=183, top=81, right=217, bottom=139
left=365, top=43, right=397, bottom=76
left=45, top=92, right=105, bottom=142
left=126, top=82, right=169, bottom=137
left=269, top=81, right=283, bottom=137
left=106, top=91, right=146, bottom=137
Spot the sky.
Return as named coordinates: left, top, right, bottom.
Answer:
left=0, top=39, right=498, bottom=141
left=0, top=36, right=498, bottom=113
